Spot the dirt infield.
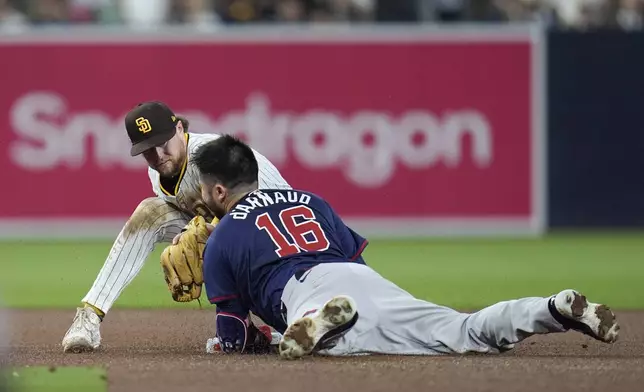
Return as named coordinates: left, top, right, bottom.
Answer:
left=6, top=309, right=644, bottom=392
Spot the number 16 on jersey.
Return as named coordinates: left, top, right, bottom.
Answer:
left=255, top=205, right=330, bottom=257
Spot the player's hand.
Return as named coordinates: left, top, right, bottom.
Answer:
left=206, top=325, right=282, bottom=354
left=247, top=325, right=281, bottom=354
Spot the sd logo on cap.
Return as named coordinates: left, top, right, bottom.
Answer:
left=125, top=101, right=178, bottom=156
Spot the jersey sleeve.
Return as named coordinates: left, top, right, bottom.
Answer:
left=203, top=229, right=245, bottom=312
left=203, top=224, right=256, bottom=353
left=254, top=151, right=291, bottom=190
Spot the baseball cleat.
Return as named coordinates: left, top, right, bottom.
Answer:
left=552, top=289, right=620, bottom=343
left=279, top=295, right=358, bottom=360
left=62, top=307, right=102, bottom=353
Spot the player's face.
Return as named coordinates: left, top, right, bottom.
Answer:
left=142, top=127, right=186, bottom=178
left=200, top=183, right=227, bottom=220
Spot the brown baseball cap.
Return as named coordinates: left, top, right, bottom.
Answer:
left=125, top=101, right=178, bottom=156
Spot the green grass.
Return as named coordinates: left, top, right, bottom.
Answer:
left=0, top=232, right=643, bottom=310
left=2, top=366, right=107, bottom=392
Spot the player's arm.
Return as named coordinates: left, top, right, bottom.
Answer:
left=203, top=234, right=273, bottom=354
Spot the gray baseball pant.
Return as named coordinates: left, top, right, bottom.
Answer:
left=280, top=262, right=566, bottom=355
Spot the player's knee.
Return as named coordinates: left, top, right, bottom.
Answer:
left=134, top=197, right=172, bottom=214
left=124, top=197, right=182, bottom=236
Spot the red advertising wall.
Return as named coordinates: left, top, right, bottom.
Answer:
left=0, top=28, right=545, bottom=238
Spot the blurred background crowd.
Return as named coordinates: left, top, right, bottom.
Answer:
left=0, top=0, right=642, bottom=32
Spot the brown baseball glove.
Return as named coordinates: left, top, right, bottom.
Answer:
left=160, top=215, right=212, bottom=302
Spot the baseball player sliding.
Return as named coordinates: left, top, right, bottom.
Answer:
left=188, top=135, right=620, bottom=358
left=62, top=101, right=291, bottom=353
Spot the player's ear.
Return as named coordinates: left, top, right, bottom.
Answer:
left=176, top=116, right=189, bottom=131
left=175, top=120, right=184, bottom=134
left=214, top=184, right=227, bottom=202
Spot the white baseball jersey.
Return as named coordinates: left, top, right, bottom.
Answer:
left=148, top=132, right=291, bottom=221
left=82, top=132, right=291, bottom=313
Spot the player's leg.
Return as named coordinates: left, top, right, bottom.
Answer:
left=80, top=198, right=190, bottom=313
left=62, top=197, right=190, bottom=353
left=358, top=285, right=619, bottom=355
left=366, top=290, right=617, bottom=355
left=452, top=289, right=619, bottom=352
left=279, top=263, right=620, bottom=357
left=279, top=262, right=399, bottom=358
left=387, top=288, right=620, bottom=355
left=280, top=262, right=475, bottom=357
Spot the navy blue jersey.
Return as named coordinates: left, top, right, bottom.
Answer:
left=203, top=189, right=368, bottom=332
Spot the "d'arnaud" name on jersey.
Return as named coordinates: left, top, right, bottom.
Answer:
left=231, top=191, right=311, bottom=220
